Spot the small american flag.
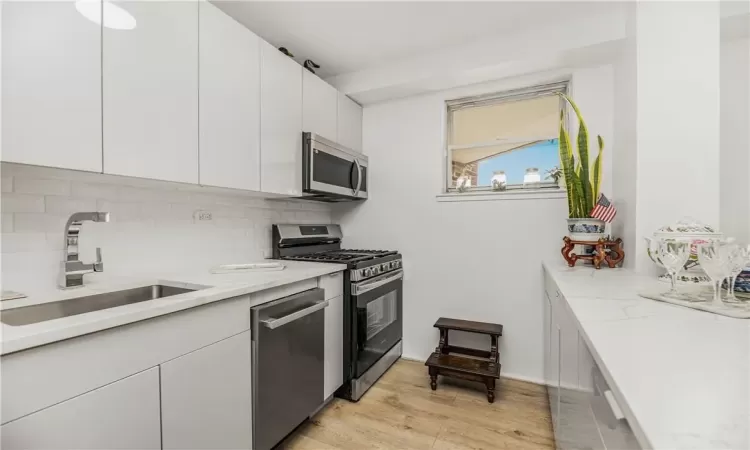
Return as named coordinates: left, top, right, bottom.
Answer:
left=590, top=193, right=617, bottom=223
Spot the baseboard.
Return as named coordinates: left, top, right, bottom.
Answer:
left=400, top=355, right=547, bottom=387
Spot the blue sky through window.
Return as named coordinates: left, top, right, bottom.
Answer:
left=477, top=139, right=559, bottom=185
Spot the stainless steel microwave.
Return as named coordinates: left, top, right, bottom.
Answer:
left=302, top=132, right=368, bottom=202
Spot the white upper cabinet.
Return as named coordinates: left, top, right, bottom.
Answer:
left=199, top=3, right=260, bottom=191
left=103, top=1, right=199, bottom=184
left=1, top=367, right=161, bottom=450
left=337, top=93, right=363, bottom=153
left=302, top=70, right=338, bottom=142
left=1, top=1, right=102, bottom=172
left=259, top=40, right=303, bottom=196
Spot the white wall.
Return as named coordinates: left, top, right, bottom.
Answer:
left=0, top=163, right=331, bottom=294
left=612, top=3, right=638, bottom=269
left=720, top=37, right=750, bottom=243
left=333, top=66, right=614, bottom=383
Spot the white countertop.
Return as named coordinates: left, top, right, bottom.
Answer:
left=0, top=260, right=347, bottom=356
left=543, top=260, right=750, bottom=450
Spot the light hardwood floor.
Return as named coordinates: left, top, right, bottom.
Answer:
left=279, top=359, right=554, bottom=450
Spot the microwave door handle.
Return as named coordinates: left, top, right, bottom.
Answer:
left=353, top=159, right=362, bottom=196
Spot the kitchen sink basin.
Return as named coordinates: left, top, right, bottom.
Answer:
left=0, top=285, right=197, bottom=326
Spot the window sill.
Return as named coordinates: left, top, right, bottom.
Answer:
left=435, top=188, right=567, bottom=202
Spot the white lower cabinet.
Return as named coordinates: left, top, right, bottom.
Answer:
left=161, top=331, right=252, bottom=450
left=544, top=269, right=641, bottom=450
left=1, top=367, right=161, bottom=450
left=324, top=294, right=344, bottom=399
left=544, top=291, right=561, bottom=435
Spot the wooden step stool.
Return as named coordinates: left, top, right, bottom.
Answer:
left=424, top=317, right=503, bottom=403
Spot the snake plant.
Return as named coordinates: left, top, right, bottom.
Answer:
left=558, top=93, right=603, bottom=218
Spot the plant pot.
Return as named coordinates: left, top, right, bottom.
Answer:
left=567, top=218, right=606, bottom=242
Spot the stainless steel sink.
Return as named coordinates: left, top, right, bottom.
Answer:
left=0, top=285, right=197, bottom=326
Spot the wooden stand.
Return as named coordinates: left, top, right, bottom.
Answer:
left=561, top=237, right=625, bottom=269
left=424, top=318, right=503, bottom=403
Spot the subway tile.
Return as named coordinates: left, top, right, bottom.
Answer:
left=71, top=181, right=120, bottom=199
left=96, top=200, right=143, bottom=222
left=1, top=213, right=13, bottom=232
left=14, top=178, right=71, bottom=196
left=1, top=176, right=13, bottom=193
left=2, top=193, right=45, bottom=213
left=215, top=217, right=252, bottom=228
left=168, top=203, right=199, bottom=221
left=118, top=186, right=186, bottom=204
left=1, top=233, right=49, bottom=253
left=45, top=196, right=97, bottom=215
left=14, top=213, right=68, bottom=233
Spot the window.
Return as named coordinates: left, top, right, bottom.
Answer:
left=445, top=82, right=568, bottom=193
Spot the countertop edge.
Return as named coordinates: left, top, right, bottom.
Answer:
left=1, top=263, right=347, bottom=356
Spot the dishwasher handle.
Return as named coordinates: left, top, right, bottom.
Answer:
left=261, top=299, right=329, bottom=330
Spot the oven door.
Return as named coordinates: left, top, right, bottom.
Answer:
left=303, top=133, right=368, bottom=200
left=351, top=269, right=403, bottom=379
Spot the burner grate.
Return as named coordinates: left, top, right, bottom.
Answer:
left=283, top=249, right=395, bottom=263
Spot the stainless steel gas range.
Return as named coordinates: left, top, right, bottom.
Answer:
left=272, top=224, right=403, bottom=401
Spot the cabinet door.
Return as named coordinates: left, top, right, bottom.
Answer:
left=324, top=294, right=344, bottom=399
left=1, top=367, right=160, bottom=450
left=161, top=331, right=252, bottom=450
left=2, top=1, right=102, bottom=172
left=547, top=288, right=561, bottom=438
left=543, top=290, right=551, bottom=386
left=337, top=93, right=363, bottom=152
left=550, top=322, right=561, bottom=438
left=103, top=1, right=199, bottom=183
left=302, top=70, right=337, bottom=141
left=259, top=40, right=303, bottom=196
left=199, top=3, right=260, bottom=191
left=556, top=294, right=603, bottom=450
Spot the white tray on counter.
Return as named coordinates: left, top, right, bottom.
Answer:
left=639, top=290, right=750, bottom=319
left=210, top=262, right=286, bottom=274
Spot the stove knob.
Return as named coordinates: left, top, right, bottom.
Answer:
left=388, top=262, right=395, bottom=270
left=372, top=266, right=380, bottom=276
left=395, top=260, right=401, bottom=268
left=381, top=263, right=388, bottom=272
left=363, top=268, right=373, bottom=277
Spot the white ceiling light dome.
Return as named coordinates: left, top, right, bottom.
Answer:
left=76, top=0, right=137, bottom=31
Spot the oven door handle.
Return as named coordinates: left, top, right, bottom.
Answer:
left=354, top=270, right=403, bottom=295
left=261, top=300, right=329, bottom=330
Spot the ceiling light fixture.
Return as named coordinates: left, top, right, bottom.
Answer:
left=75, top=0, right=137, bottom=31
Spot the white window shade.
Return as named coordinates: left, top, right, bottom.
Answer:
left=449, top=95, right=559, bottom=164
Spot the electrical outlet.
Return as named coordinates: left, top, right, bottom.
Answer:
left=194, top=210, right=212, bottom=222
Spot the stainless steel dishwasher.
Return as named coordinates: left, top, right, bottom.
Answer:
left=251, top=288, right=327, bottom=450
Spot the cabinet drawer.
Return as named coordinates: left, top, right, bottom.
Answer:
left=591, top=365, right=641, bottom=450
left=319, top=271, right=344, bottom=300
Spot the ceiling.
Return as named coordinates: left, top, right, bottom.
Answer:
left=212, top=1, right=604, bottom=79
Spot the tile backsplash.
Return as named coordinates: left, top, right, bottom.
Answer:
left=1, top=163, right=332, bottom=292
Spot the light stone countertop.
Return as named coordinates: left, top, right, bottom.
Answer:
left=0, top=260, right=347, bottom=356
left=543, top=260, right=750, bottom=450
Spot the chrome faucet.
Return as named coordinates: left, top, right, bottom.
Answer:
left=60, top=212, right=110, bottom=289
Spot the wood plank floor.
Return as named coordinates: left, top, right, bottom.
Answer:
left=279, top=360, right=554, bottom=450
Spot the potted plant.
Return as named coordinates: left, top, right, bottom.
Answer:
left=545, top=167, right=563, bottom=188
left=558, top=94, right=605, bottom=241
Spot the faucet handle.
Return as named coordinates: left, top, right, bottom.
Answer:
left=94, top=247, right=104, bottom=272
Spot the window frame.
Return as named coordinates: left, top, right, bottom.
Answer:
left=444, top=80, right=570, bottom=194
